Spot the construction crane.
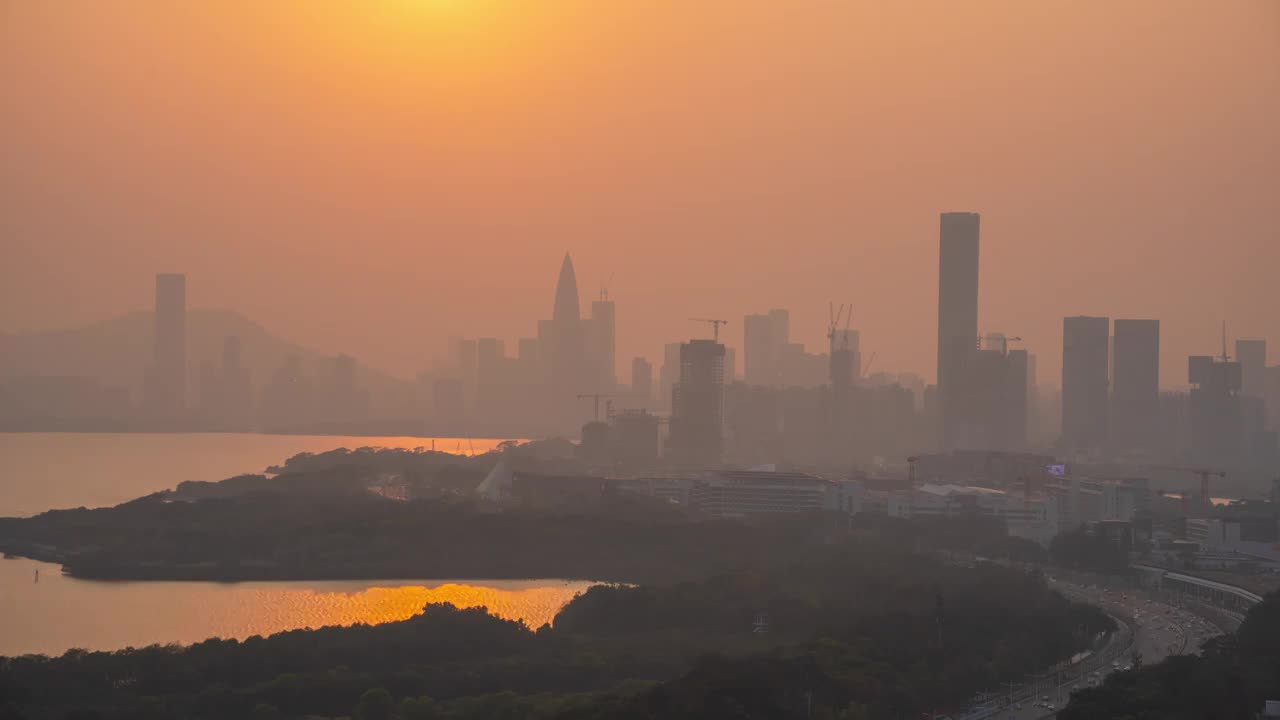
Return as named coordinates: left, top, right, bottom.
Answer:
left=1152, top=465, right=1226, bottom=512
left=976, top=335, right=1022, bottom=354
left=861, top=351, right=877, bottom=378
left=827, top=302, right=850, bottom=353
left=576, top=393, right=617, bottom=422
left=689, top=318, right=729, bottom=343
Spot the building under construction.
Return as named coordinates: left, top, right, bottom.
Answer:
left=668, top=339, right=726, bottom=467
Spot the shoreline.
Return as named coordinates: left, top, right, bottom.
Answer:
left=0, top=427, right=530, bottom=441
left=0, top=546, right=644, bottom=586
left=3, top=555, right=612, bottom=588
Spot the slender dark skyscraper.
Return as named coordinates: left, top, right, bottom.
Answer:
left=545, top=253, right=586, bottom=409
left=553, top=253, right=580, bottom=324
left=937, top=212, right=980, bottom=449
left=590, top=297, right=616, bottom=391
left=1112, top=319, right=1160, bottom=449
left=1062, top=316, right=1110, bottom=450
left=145, top=273, right=187, bottom=415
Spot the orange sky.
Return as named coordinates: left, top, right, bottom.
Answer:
left=2, top=1, right=1277, bottom=388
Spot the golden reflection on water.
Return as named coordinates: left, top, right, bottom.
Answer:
left=241, top=582, right=590, bottom=633
left=0, top=559, right=595, bottom=657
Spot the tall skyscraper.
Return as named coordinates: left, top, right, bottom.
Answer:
left=552, top=253, right=580, bottom=325
left=631, top=357, right=652, bottom=399
left=145, top=273, right=187, bottom=415
left=1112, top=319, right=1160, bottom=450
left=723, top=347, right=737, bottom=383
left=1062, top=316, right=1110, bottom=450
left=743, top=313, right=774, bottom=386
left=590, top=298, right=616, bottom=391
left=937, top=212, right=980, bottom=449
left=668, top=339, right=726, bottom=465
left=1236, top=339, right=1267, bottom=398
left=543, top=253, right=588, bottom=424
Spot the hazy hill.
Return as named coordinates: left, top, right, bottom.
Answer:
left=0, top=309, right=411, bottom=405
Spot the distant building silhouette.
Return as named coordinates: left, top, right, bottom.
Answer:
left=743, top=313, right=775, bottom=386
left=1188, top=353, right=1243, bottom=467
left=1062, top=316, right=1110, bottom=451
left=833, top=328, right=860, bottom=386
left=937, top=212, right=980, bottom=450
left=659, top=341, right=682, bottom=410
left=1236, top=338, right=1266, bottom=399
left=260, top=354, right=312, bottom=429
left=589, top=297, right=616, bottom=391
left=200, top=335, right=253, bottom=427
left=769, top=309, right=790, bottom=350
left=668, top=339, right=726, bottom=466
left=947, top=340, right=1027, bottom=451
left=610, top=409, right=660, bottom=466
left=144, top=273, right=187, bottom=417
left=1111, top=319, right=1160, bottom=451
left=321, top=353, right=368, bottom=423
left=742, top=308, right=792, bottom=387
left=541, top=253, right=593, bottom=424
left=631, top=356, right=652, bottom=399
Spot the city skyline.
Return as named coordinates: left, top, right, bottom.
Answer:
left=4, top=246, right=1269, bottom=396
left=3, top=5, right=1278, bottom=718
left=3, top=1, right=1277, bottom=388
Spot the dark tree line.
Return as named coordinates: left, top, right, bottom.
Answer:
left=0, top=550, right=1112, bottom=720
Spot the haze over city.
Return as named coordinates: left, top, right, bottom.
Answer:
left=4, top=1, right=1277, bottom=387
left=4, top=4, right=1280, bottom=720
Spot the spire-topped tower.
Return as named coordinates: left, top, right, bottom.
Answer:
left=553, top=253, right=581, bottom=323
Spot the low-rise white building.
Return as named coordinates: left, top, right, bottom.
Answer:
left=690, top=470, right=862, bottom=519
left=886, top=483, right=1058, bottom=545
left=1185, top=518, right=1242, bottom=549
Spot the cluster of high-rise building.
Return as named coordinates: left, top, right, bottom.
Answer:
left=934, top=212, right=1032, bottom=454
left=134, top=273, right=372, bottom=431
left=425, top=254, right=623, bottom=434
left=4, top=218, right=1277, bottom=482
left=1056, top=314, right=1274, bottom=469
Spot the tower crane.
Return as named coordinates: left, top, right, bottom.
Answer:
left=576, top=393, right=617, bottom=422
left=1152, top=465, right=1226, bottom=512
left=861, top=351, right=877, bottom=378
left=827, top=302, right=849, bottom=353
left=689, top=318, right=729, bottom=343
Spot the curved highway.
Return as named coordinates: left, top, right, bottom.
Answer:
left=957, top=576, right=1223, bottom=720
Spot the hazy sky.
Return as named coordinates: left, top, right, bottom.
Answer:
left=3, top=1, right=1277, bottom=388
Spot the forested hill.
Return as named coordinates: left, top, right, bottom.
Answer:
left=0, top=552, right=1112, bottom=720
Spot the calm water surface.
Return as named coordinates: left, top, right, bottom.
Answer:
left=0, top=558, right=594, bottom=657
left=0, top=432, right=560, bottom=656
left=0, top=432, right=519, bottom=517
